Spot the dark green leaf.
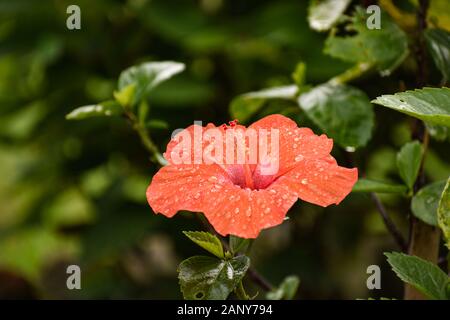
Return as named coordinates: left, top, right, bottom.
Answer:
left=298, top=83, right=374, bottom=149
left=266, top=275, right=300, bottom=300
left=183, top=231, right=224, bottom=259
left=372, top=87, right=450, bottom=127
left=308, top=0, right=351, bottom=32
left=396, top=141, right=423, bottom=190
left=178, top=255, right=250, bottom=300
left=229, top=236, right=251, bottom=254
left=411, top=180, right=446, bottom=226
left=352, top=178, right=407, bottom=194
left=324, top=7, right=408, bottom=75
left=438, top=177, right=450, bottom=249
left=65, top=101, right=122, bottom=120
left=118, top=61, right=185, bottom=105
left=425, top=28, right=450, bottom=83
left=385, top=252, right=449, bottom=300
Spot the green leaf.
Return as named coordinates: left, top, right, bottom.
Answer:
left=425, top=122, right=449, bottom=141
left=43, top=188, right=96, bottom=228
left=178, top=255, right=250, bottom=300
left=229, top=236, right=251, bottom=254
left=118, top=61, right=185, bottom=105
left=425, top=28, right=450, bottom=83
left=266, top=275, right=300, bottom=300
left=0, top=228, right=78, bottom=282
left=396, top=141, right=423, bottom=190
left=146, top=119, right=169, bottom=130
left=298, top=83, right=374, bottom=149
left=308, top=0, right=351, bottom=32
left=438, top=177, right=450, bottom=249
left=183, top=231, right=224, bottom=259
left=292, top=62, right=307, bottom=88
left=65, top=100, right=123, bottom=120
left=324, top=7, right=408, bottom=75
left=229, top=97, right=264, bottom=124
left=352, top=178, right=407, bottom=194
left=411, top=180, right=446, bottom=226
left=372, top=87, right=450, bottom=127
left=385, top=252, right=449, bottom=300
left=241, top=85, right=298, bottom=100
left=229, top=85, right=297, bottom=123
left=113, top=83, right=136, bottom=108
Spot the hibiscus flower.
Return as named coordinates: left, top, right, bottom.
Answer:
left=146, top=114, right=357, bottom=238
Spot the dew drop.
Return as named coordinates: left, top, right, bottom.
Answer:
left=345, top=146, right=356, bottom=152
left=301, top=178, right=308, bottom=185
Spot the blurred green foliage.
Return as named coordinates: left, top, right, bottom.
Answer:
left=0, top=0, right=449, bottom=299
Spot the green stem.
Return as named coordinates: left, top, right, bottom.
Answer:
left=235, top=281, right=250, bottom=300
left=328, top=62, right=372, bottom=85
left=125, top=111, right=167, bottom=166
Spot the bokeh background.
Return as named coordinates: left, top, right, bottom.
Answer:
left=0, top=0, right=448, bottom=299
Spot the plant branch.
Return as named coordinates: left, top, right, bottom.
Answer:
left=370, top=193, right=408, bottom=252
left=344, top=151, right=408, bottom=252
left=235, top=281, right=250, bottom=300
left=247, top=267, right=274, bottom=292
left=124, top=111, right=167, bottom=166
left=329, top=62, right=372, bottom=85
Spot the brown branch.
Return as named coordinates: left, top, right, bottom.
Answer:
left=370, top=193, right=408, bottom=252
left=404, top=0, right=442, bottom=300
left=247, top=267, right=274, bottom=292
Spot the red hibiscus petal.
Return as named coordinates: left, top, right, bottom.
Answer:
left=249, top=114, right=333, bottom=179
left=274, top=156, right=358, bottom=207
left=146, top=164, right=232, bottom=216
left=146, top=164, right=298, bottom=238
left=203, top=184, right=298, bottom=238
